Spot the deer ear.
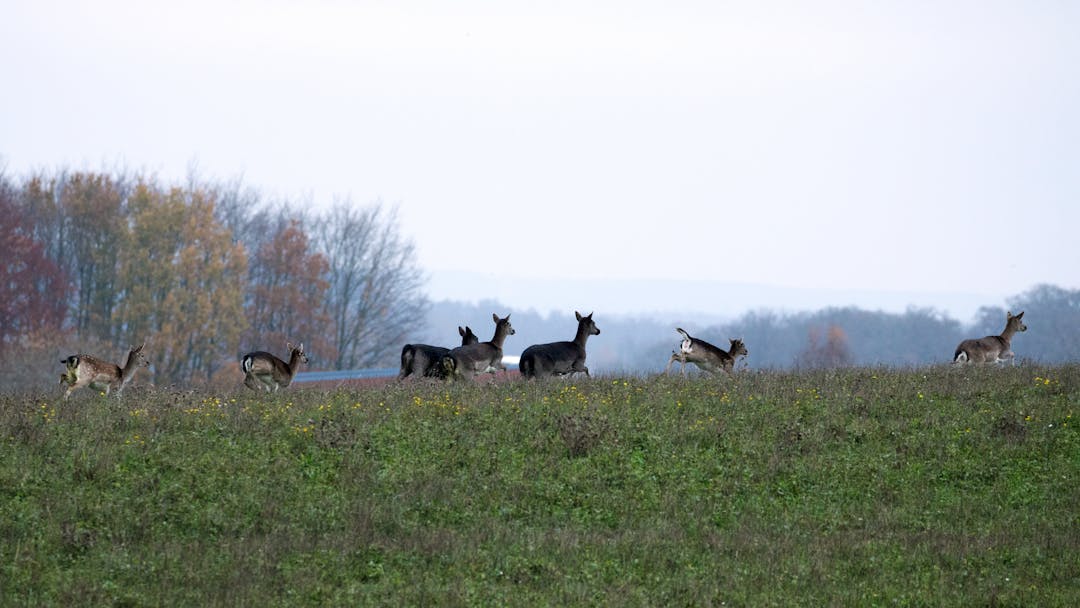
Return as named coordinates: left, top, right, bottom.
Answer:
left=1016, top=311, right=1024, bottom=319
left=575, top=311, right=583, bottom=321
left=492, top=313, right=499, bottom=323
left=459, top=326, right=466, bottom=336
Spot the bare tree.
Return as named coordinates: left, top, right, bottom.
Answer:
left=211, top=176, right=301, bottom=264
left=314, top=201, right=428, bottom=369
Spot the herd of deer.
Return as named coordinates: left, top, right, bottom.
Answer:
left=56, top=310, right=1028, bottom=398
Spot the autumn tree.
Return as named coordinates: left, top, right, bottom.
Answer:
left=0, top=175, right=68, bottom=357
left=245, top=219, right=333, bottom=364
left=795, top=324, right=853, bottom=369
left=114, top=182, right=248, bottom=384
left=314, top=202, right=427, bottom=369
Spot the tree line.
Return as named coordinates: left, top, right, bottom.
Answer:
left=0, top=167, right=427, bottom=389
left=3, top=165, right=1076, bottom=390
left=430, top=284, right=1080, bottom=373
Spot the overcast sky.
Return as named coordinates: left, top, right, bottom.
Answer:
left=3, top=1, right=1077, bottom=321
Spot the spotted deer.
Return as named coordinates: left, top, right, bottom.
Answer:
left=665, top=328, right=748, bottom=375
left=59, top=343, right=149, bottom=399
left=441, top=313, right=515, bottom=380
left=954, top=310, right=1027, bottom=364
left=519, top=311, right=600, bottom=379
left=398, top=326, right=480, bottom=380
left=241, top=342, right=308, bottom=392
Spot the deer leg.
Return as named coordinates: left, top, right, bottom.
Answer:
left=665, top=352, right=681, bottom=375
left=64, top=374, right=86, bottom=398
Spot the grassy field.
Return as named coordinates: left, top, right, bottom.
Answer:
left=2, top=365, right=1077, bottom=606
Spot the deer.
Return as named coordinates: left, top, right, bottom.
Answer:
left=665, top=328, right=748, bottom=376
left=241, top=342, right=308, bottom=392
left=441, top=313, right=515, bottom=381
left=398, top=326, right=480, bottom=380
left=519, top=311, right=600, bottom=379
left=59, top=343, right=149, bottom=399
left=954, top=310, right=1027, bottom=365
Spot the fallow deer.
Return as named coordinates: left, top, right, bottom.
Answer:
left=665, top=328, right=748, bottom=376
left=441, top=313, right=515, bottom=380
left=59, top=343, right=149, bottom=399
left=241, top=342, right=308, bottom=392
left=519, top=311, right=600, bottom=379
left=398, top=326, right=480, bottom=380
left=954, top=310, right=1027, bottom=364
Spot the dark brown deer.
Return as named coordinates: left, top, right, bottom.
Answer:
left=442, top=313, right=515, bottom=380
left=665, top=328, right=748, bottom=375
left=59, top=343, right=149, bottom=399
left=954, top=310, right=1027, bottom=364
left=398, top=326, right=479, bottom=380
left=241, top=342, right=308, bottom=392
left=519, top=311, right=600, bottom=379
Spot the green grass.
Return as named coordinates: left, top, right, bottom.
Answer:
left=2, top=365, right=1078, bottom=606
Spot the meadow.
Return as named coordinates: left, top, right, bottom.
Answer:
left=2, top=365, right=1077, bottom=606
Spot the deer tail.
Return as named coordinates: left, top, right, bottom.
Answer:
left=399, top=345, right=415, bottom=379
left=519, top=354, right=533, bottom=379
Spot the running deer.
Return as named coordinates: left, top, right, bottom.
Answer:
left=519, top=311, right=600, bottom=379
left=954, top=310, right=1027, bottom=364
left=665, top=328, right=748, bottom=376
left=59, top=343, right=149, bottom=399
left=398, top=326, right=480, bottom=380
left=441, top=313, right=515, bottom=380
left=241, top=342, right=308, bottom=392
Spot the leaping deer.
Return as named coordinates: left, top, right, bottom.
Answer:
left=441, top=313, right=515, bottom=381
left=665, top=328, right=748, bottom=376
left=954, top=310, right=1027, bottom=364
left=519, top=311, right=600, bottom=379
left=59, top=343, right=149, bottom=399
left=398, top=326, right=480, bottom=380
left=241, top=342, right=308, bottom=392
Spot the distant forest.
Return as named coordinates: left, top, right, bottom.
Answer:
left=428, top=283, right=1080, bottom=374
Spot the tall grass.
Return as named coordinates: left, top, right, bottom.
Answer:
left=2, top=365, right=1077, bottom=606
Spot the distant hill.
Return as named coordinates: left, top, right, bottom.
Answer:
left=426, top=270, right=998, bottom=325
left=409, top=283, right=1078, bottom=373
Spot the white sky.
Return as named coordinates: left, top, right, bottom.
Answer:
left=2, top=0, right=1077, bottom=317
